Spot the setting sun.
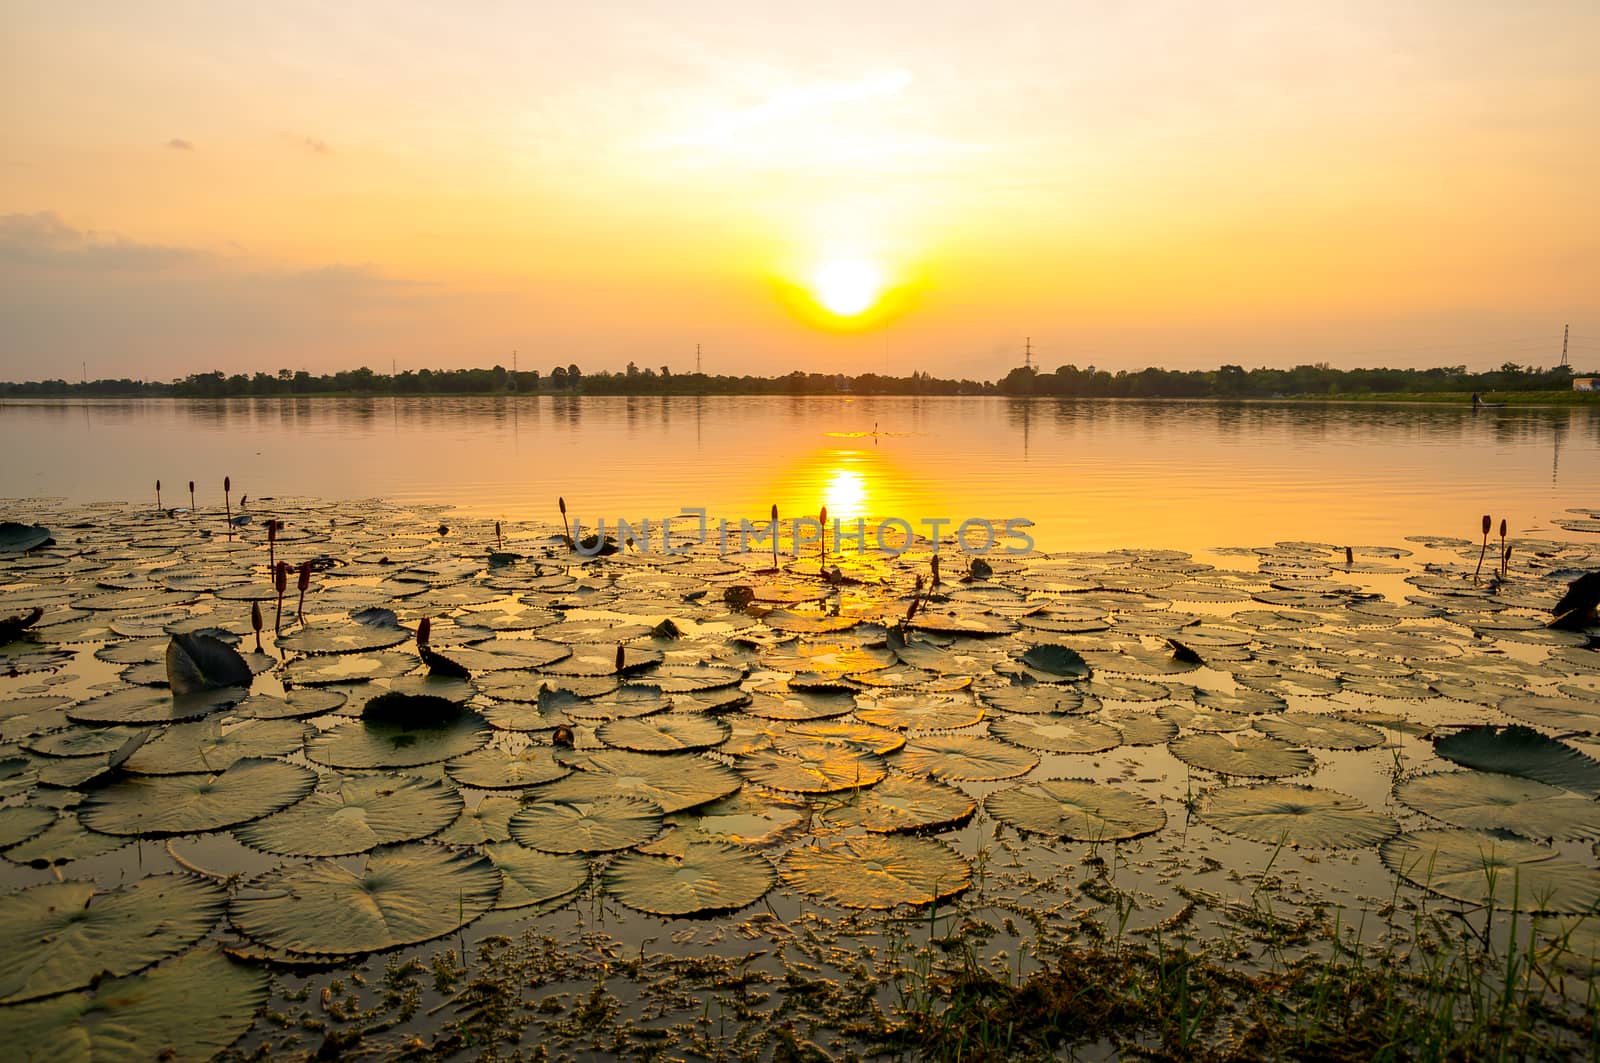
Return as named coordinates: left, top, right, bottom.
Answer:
left=810, top=259, right=885, bottom=318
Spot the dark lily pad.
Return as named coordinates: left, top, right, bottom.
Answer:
left=229, top=842, right=500, bottom=956
left=985, top=778, right=1165, bottom=841
left=1396, top=771, right=1600, bottom=841
left=234, top=775, right=462, bottom=856
left=79, top=758, right=317, bottom=836
left=445, top=744, right=571, bottom=788
left=483, top=843, right=588, bottom=910
left=122, top=718, right=308, bottom=774
left=1433, top=726, right=1600, bottom=796
left=509, top=795, right=663, bottom=853
left=305, top=711, right=490, bottom=769
left=1381, top=829, right=1600, bottom=914
left=597, top=712, right=731, bottom=752
left=1020, top=644, right=1091, bottom=679
left=0, top=875, right=225, bottom=1003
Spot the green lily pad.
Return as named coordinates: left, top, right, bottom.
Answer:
left=445, top=744, right=571, bottom=788
left=535, top=750, right=742, bottom=813
left=1169, top=733, right=1314, bottom=778
left=122, top=718, right=308, bottom=774
left=67, top=685, right=247, bottom=725
left=988, top=714, right=1121, bottom=754
left=1434, top=726, right=1600, bottom=796
left=234, top=775, right=462, bottom=856
left=508, top=795, right=663, bottom=853
left=604, top=840, right=775, bottom=916
left=780, top=834, right=970, bottom=909
left=1396, top=772, right=1600, bottom=841
left=79, top=758, right=317, bottom=837
left=820, top=773, right=976, bottom=833
left=0, top=875, right=225, bottom=1003
left=1381, top=829, right=1600, bottom=914
left=1020, top=644, right=1091, bottom=679
left=274, top=620, right=411, bottom=655
left=985, top=778, right=1165, bottom=841
left=229, top=842, right=500, bottom=956
left=436, top=797, right=520, bottom=845
left=304, top=711, right=490, bottom=769
left=483, top=843, right=588, bottom=909
left=892, top=734, right=1038, bottom=781
left=2, top=946, right=266, bottom=1063
left=1201, top=784, right=1396, bottom=848
left=1252, top=713, right=1386, bottom=750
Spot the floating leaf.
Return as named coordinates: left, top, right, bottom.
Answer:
left=165, top=633, right=253, bottom=694
left=1201, top=784, right=1396, bottom=848
left=305, top=711, right=490, bottom=769
left=604, top=841, right=775, bottom=916
left=1381, top=829, right=1600, bottom=914
left=122, top=718, right=308, bottom=774
left=0, top=805, right=55, bottom=848
left=509, top=795, right=663, bottom=853
left=597, top=713, right=731, bottom=752
left=436, top=796, right=520, bottom=845
left=274, top=620, right=410, bottom=655
left=483, top=843, right=588, bottom=909
left=445, top=744, right=570, bottom=788
left=989, top=714, right=1121, bottom=754
left=1434, top=726, right=1600, bottom=795
left=892, top=734, right=1038, bottom=781
left=3, top=947, right=266, bottom=1063
left=735, top=744, right=886, bottom=793
left=821, top=773, right=975, bottom=833
left=980, top=684, right=1096, bottom=715
left=229, top=842, right=500, bottom=955
left=0, top=522, right=53, bottom=553
left=780, top=835, right=970, bottom=909
left=79, top=758, right=316, bottom=836
left=534, top=750, right=741, bottom=812
left=235, top=775, right=462, bottom=856
left=1396, top=771, right=1600, bottom=841
left=1169, top=732, right=1314, bottom=778
left=985, top=778, right=1165, bottom=841
left=856, top=693, right=984, bottom=731
left=1252, top=713, right=1386, bottom=750
left=67, top=685, right=247, bottom=724
left=0, top=875, right=224, bottom=1003
left=1020, top=644, right=1091, bottom=679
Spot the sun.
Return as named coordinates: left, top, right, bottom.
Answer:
left=810, top=259, right=885, bottom=318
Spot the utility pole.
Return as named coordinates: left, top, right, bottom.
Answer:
left=1561, top=324, right=1569, bottom=369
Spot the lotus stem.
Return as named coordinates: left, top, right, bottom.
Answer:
left=267, top=519, right=277, bottom=568
left=771, top=503, right=779, bottom=571
left=296, top=561, right=311, bottom=623
left=1498, top=519, right=1508, bottom=579
left=224, top=477, right=233, bottom=540
left=1474, top=514, right=1490, bottom=583
left=495, top=520, right=502, bottom=550
left=559, top=496, right=570, bottom=546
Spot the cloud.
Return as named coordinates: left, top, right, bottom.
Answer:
left=0, top=212, right=193, bottom=270
left=166, top=138, right=194, bottom=151
left=298, top=135, right=333, bottom=155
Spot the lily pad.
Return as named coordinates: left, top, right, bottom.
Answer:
left=604, top=840, right=775, bottom=916
left=1380, top=829, right=1600, bottom=914
left=229, top=842, right=500, bottom=955
left=1201, top=784, right=1396, bottom=848
left=274, top=620, right=411, bottom=655
left=1252, top=713, right=1386, bottom=750
left=596, top=712, right=731, bottom=752
left=1396, top=771, right=1600, bottom=841
left=985, top=778, right=1165, bottom=841
left=483, top=843, right=588, bottom=909
left=892, top=734, right=1038, bottom=781
left=780, top=834, right=970, bottom=909
left=445, top=744, right=571, bottom=788
left=508, top=795, right=664, bottom=853
left=67, top=685, right=247, bottom=724
left=1169, top=732, right=1314, bottom=778
left=234, top=775, right=462, bottom=856
left=79, top=758, right=316, bottom=836
left=1020, top=644, right=1091, bottom=679
left=856, top=693, right=984, bottom=731
left=535, top=750, right=742, bottom=813
left=735, top=744, right=887, bottom=793
left=305, top=711, right=490, bottom=769
left=821, top=773, right=976, bottom=833
left=165, top=633, right=253, bottom=694
left=1433, top=726, right=1600, bottom=796
left=2, top=946, right=266, bottom=1063
left=122, top=718, right=308, bottom=774
left=988, top=713, right=1122, bottom=753
left=980, top=684, right=1096, bottom=715
left=0, top=875, right=225, bottom=1003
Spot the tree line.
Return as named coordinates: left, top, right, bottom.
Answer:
left=0, top=359, right=1587, bottom=399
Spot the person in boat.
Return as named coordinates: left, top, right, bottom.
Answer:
left=1471, top=392, right=1482, bottom=407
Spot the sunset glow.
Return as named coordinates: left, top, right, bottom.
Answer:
left=810, top=260, right=886, bottom=319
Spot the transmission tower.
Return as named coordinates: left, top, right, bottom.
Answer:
left=1561, top=324, right=1569, bottom=369
left=696, top=343, right=702, bottom=374
left=1023, top=337, right=1033, bottom=370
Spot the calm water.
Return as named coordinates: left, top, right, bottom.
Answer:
left=2, top=396, right=1594, bottom=552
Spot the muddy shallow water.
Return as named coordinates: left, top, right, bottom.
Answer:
left=1, top=495, right=1598, bottom=1059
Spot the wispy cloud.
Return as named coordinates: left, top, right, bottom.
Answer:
left=0, top=212, right=193, bottom=270
left=297, top=135, right=333, bottom=156
left=166, top=138, right=194, bottom=151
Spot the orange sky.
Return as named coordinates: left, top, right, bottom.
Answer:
left=2, top=2, right=1597, bottom=381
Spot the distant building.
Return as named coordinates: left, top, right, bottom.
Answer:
left=1575, top=378, right=1597, bottom=392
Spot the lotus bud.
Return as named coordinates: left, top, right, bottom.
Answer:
left=559, top=496, right=571, bottom=546
left=771, top=504, right=779, bottom=568
left=1482, top=514, right=1491, bottom=536
left=615, top=644, right=625, bottom=673
left=296, top=561, right=311, bottom=621
left=1344, top=546, right=1353, bottom=566
left=931, top=554, right=942, bottom=588
left=819, top=506, right=828, bottom=562
left=495, top=520, right=502, bottom=550
left=251, top=600, right=263, bottom=652
left=155, top=480, right=162, bottom=509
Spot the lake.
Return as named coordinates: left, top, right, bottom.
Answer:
left=1, top=396, right=1595, bottom=553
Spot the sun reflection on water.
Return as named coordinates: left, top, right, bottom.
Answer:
left=820, top=465, right=869, bottom=522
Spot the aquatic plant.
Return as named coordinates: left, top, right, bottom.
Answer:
left=296, top=560, right=311, bottom=622
left=1474, top=513, right=1491, bottom=582
left=155, top=479, right=161, bottom=510
left=224, top=476, right=233, bottom=540
left=1499, top=517, right=1509, bottom=578
left=251, top=601, right=263, bottom=653
left=187, top=479, right=195, bottom=514
left=273, top=559, right=288, bottom=632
